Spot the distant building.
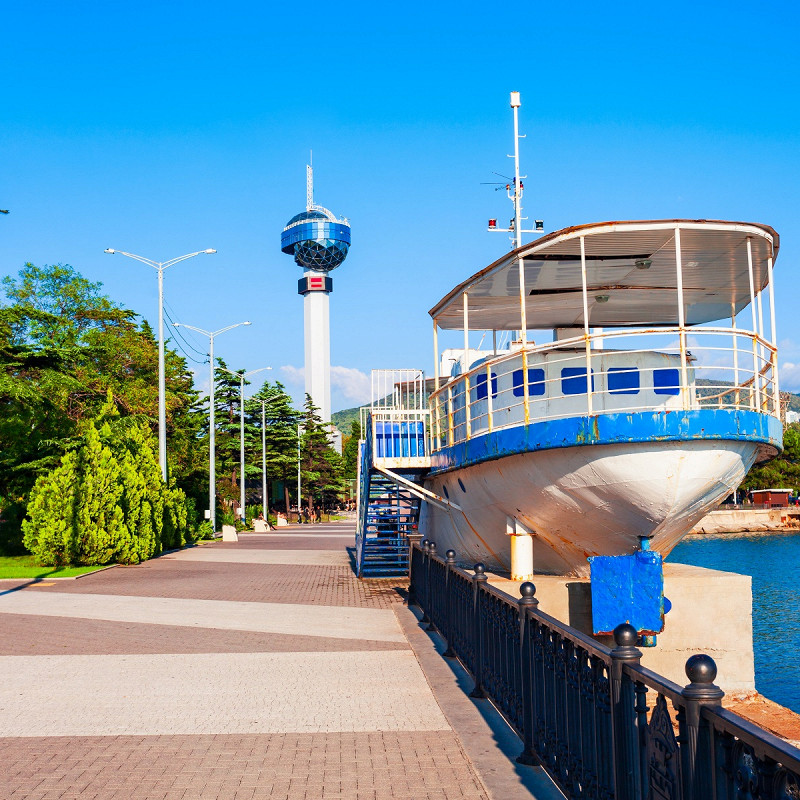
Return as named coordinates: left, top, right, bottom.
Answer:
left=786, top=410, right=800, bottom=424
left=750, top=489, right=792, bottom=508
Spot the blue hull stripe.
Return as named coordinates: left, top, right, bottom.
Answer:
left=429, top=409, right=782, bottom=475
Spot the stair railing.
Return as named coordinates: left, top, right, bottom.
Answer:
left=355, top=412, right=374, bottom=577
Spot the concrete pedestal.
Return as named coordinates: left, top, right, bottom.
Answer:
left=488, top=562, right=754, bottom=696
left=221, top=525, right=239, bottom=542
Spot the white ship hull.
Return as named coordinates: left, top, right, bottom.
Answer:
left=420, top=438, right=759, bottom=577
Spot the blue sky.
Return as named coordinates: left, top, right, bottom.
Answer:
left=2, top=0, right=799, bottom=409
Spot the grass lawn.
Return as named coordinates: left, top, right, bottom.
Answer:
left=0, top=555, right=108, bottom=579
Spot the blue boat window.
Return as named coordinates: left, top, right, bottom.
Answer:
left=561, top=368, right=595, bottom=395
left=475, top=372, right=498, bottom=400
left=512, top=368, right=545, bottom=397
left=653, top=368, right=681, bottom=395
left=608, top=367, right=640, bottom=395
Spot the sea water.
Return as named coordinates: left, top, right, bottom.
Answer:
left=669, top=531, right=800, bottom=712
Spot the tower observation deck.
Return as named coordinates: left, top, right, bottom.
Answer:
left=280, top=162, right=351, bottom=425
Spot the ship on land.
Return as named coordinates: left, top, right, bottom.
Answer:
left=356, top=97, right=782, bottom=582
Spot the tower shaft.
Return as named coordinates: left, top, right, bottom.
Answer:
left=302, top=270, right=331, bottom=422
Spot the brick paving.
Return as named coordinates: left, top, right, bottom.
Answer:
left=0, top=521, right=559, bottom=799
left=16, top=561, right=405, bottom=608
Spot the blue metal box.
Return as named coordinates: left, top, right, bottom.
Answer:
left=588, top=550, right=664, bottom=636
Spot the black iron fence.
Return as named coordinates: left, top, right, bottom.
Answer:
left=409, top=541, right=800, bottom=800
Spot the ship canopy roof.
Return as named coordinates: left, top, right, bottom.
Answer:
left=429, top=220, right=779, bottom=331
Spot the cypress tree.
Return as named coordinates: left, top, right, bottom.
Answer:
left=22, top=450, right=80, bottom=566
left=72, top=423, right=126, bottom=564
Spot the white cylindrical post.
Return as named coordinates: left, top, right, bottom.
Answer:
left=767, top=255, right=780, bottom=412
left=674, top=228, right=689, bottom=411
left=732, top=305, right=740, bottom=407
left=209, top=334, right=216, bottom=533
left=433, top=319, right=440, bottom=392
left=511, top=534, right=534, bottom=581
left=580, top=236, right=593, bottom=416
left=746, top=238, right=761, bottom=410
left=297, top=424, right=302, bottom=520
left=463, top=293, right=471, bottom=439
left=239, top=376, right=246, bottom=523
left=261, top=401, right=267, bottom=520
left=157, top=266, right=167, bottom=482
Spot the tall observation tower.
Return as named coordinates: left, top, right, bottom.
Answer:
left=281, top=160, right=351, bottom=424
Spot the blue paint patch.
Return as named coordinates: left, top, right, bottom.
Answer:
left=589, top=550, right=664, bottom=635
left=428, top=409, right=782, bottom=475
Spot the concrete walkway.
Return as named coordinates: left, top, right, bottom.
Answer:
left=0, top=521, right=562, bottom=799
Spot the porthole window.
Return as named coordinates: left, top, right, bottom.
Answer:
left=512, top=368, right=545, bottom=397
left=475, top=372, right=498, bottom=401
left=608, top=367, right=640, bottom=395
left=561, top=368, right=595, bottom=395
left=653, top=368, right=680, bottom=396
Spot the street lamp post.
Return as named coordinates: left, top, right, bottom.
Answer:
left=297, top=423, right=302, bottom=522
left=173, top=321, right=251, bottom=533
left=105, top=248, right=216, bottom=482
left=261, top=400, right=268, bottom=521
left=219, top=366, right=272, bottom=524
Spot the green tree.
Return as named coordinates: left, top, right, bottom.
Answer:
left=342, top=419, right=362, bottom=481
left=741, top=424, right=800, bottom=493
left=213, top=358, right=247, bottom=514
left=1, top=263, right=207, bottom=552
left=245, top=380, right=301, bottom=513
left=299, top=394, right=345, bottom=516
left=21, top=449, right=80, bottom=566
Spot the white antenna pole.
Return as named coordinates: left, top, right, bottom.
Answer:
left=511, top=92, right=523, bottom=250
left=306, top=159, right=313, bottom=212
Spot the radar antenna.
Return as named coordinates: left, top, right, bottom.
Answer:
left=305, top=151, right=340, bottom=222
left=485, top=92, right=545, bottom=244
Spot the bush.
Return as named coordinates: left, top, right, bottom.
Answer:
left=22, top=414, right=192, bottom=566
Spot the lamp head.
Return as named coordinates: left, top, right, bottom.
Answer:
left=204, top=249, right=217, bottom=254
left=510, top=91, right=521, bottom=108
left=172, top=322, right=180, bottom=328
left=104, top=249, right=115, bottom=254
left=243, top=321, right=252, bottom=326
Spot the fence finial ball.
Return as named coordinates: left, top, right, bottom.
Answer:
left=685, top=653, right=718, bottom=684
left=445, top=550, right=456, bottom=563
left=428, top=542, right=437, bottom=554
left=613, top=623, right=639, bottom=647
left=520, top=582, right=537, bottom=599
left=474, top=563, right=486, bottom=575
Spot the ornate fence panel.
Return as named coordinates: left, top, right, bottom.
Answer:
left=410, top=542, right=800, bottom=800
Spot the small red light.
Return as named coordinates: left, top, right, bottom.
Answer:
left=488, top=219, right=497, bottom=229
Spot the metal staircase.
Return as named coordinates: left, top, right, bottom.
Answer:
left=355, top=370, right=431, bottom=578
left=358, top=467, right=425, bottom=577
left=355, top=370, right=460, bottom=579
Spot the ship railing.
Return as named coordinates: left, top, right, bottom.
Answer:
left=410, top=542, right=800, bottom=800
left=429, top=326, right=778, bottom=450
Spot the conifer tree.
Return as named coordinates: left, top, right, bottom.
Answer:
left=299, top=395, right=345, bottom=515
left=22, top=450, right=80, bottom=566
left=245, top=380, right=301, bottom=513
left=213, top=358, right=247, bottom=511
left=342, top=419, right=362, bottom=481
left=72, top=423, right=126, bottom=564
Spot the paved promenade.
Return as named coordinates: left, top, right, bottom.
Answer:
left=0, top=521, right=561, bottom=799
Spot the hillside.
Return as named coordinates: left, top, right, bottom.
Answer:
left=331, top=406, right=362, bottom=437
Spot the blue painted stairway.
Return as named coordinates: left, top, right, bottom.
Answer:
left=355, top=414, right=428, bottom=578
